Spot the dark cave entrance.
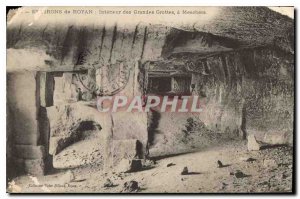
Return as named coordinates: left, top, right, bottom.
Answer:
left=52, top=120, right=104, bottom=169
left=147, top=75, right=192, bottom=95
left=148, top=77, right=172, bottom=93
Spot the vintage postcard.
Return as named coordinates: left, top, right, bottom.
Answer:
left=6, top=6, right=294, bottom=193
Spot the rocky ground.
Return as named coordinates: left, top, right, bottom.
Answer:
left=53, top=130, right=105, bottom=169
left=8, top=140, right=293, bottom=193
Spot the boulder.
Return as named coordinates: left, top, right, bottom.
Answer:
left=167, top=163, right=175, bottom=167
left=234, top=170, right=248, bottom=178
left=123, top=180, right=139, bottom=192
left=181, top=167, right=189, bottom=175
left=103, top=178, right=114, bottom=188
left=247, top=135, right=261, bottom=151
left=217, top=160, right=224, bottom=168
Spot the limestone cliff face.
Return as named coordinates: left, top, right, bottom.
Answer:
left=178, top=47, right=293, bottom=140
left=190, top=7, right=294, bottom=54
left=146, top=46, right=293, bottom=156
left=7, top=23, right=169, bottom=71
left=7, top=7, right=293, bottom=70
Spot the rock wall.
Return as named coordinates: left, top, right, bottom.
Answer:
left=7, top=23, right=169, bottom=70
left=7, top=72, right=46, bottom=176
left=46, top=103, right=148, bottom=168
left=149, top=46, right=294, bottom=156
left=46, top=103, right=111, bottom=168
left=6, top=7, right=294, bottom=172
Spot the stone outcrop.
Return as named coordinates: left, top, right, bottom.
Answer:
left=247, top=135, right=261, bottom=151
left=46, top=103, right=112, bottom=167
left=46, top=103, right=148, bottom=169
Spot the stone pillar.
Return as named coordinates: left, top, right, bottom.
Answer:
left=39, top=72, right=55, bottom=174
left=7, top=72, right=46, bottom=175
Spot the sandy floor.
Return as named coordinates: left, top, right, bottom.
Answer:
left=8, top=141, right=293, bottom=193
left=53, top=133, right=105, bottom=169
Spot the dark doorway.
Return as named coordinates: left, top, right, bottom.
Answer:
left=148, top=77, right=172, bottom=94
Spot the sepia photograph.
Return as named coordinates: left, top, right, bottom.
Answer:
left=6, top=6, right=295, bottom=193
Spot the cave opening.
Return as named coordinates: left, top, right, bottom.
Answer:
left=52, top=120, right=105, bottom=169
left=148, top=77, right=172, bottom=93
left=76, top=120, right=102, bottom=139
left=147, top=75, right=192, bottom=95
